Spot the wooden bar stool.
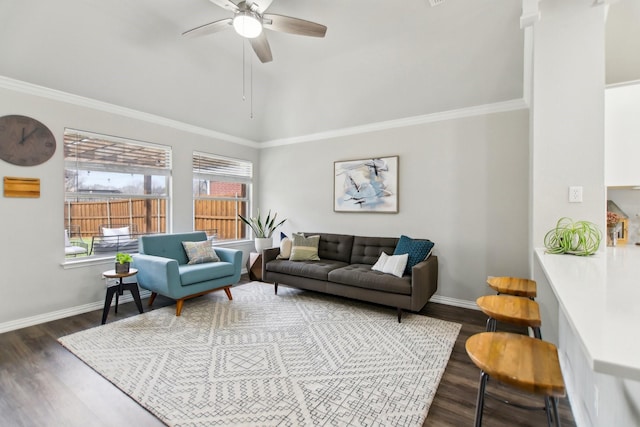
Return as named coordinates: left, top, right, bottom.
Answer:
left=487, top=276, right=537, bottom=299
left=476, top=295, right=542, bottom=339
left=466, top=332, right=566, bottom=426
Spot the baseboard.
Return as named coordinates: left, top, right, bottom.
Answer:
left=429, top=295, right=480, bottom=311
left=0, top=290, right=152, bottom=334
left=1, top=289, right=476, bottom=334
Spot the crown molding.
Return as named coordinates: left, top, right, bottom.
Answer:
left=261, top=98, right=528, bottom=148
left=0, top=75, right=259, bottom=148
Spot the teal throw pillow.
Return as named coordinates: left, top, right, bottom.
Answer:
left=182, top=240, right=220, bottom=265
left=290, top=233, right=321, bottom=261
left=393, top=235, right=434, bottom=274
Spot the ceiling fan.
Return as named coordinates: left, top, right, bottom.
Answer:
left=182, top=0, right=327, bottom=63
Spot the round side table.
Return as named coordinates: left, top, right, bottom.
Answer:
left=101, top=268, right=143, bottom=324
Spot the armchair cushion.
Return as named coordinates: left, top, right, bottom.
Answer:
left=182, top=240, right=220, bottom=265
left=179, top=262, right=236, bottom=286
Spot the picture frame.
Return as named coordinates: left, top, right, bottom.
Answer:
left=334, top=156, right=398, bottom=213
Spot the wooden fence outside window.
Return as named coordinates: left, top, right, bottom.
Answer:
left=64, top=199, right=246, bottom=242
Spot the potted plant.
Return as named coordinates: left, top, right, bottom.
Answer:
left=238, top=209, right=287, bottom=253
left=115, top=252, right=133, bottom=274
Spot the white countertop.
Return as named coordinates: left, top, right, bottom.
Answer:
left=535, top=246, right=640, bottom=381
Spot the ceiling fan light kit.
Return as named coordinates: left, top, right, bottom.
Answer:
left=184, top=0, right=327, bottom=63
left=233, top=11, right=262, bottom=38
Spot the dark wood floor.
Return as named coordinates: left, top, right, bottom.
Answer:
left=0, top=275, right=576, bottom=427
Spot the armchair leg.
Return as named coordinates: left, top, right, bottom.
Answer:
left=223, top=286, right=233, bottom=300
left=176, top=299, right=185, bottom=316
left=148, top=292, right=158, bottom=307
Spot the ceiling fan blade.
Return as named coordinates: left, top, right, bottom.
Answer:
left=246, top=0, right=274, bottom=13
left=182, top=18, right=233, bottom=38
left=249, top=32, right=273, bottom=63
left=208, top=0, right=239, bottom=12
left=263, top=14, right=327, bottom=38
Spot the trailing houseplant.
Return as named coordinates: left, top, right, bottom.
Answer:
left=115, top=252, right=133, bottom=273
left=238, top=209, right=287, bottom=253
left=543, top=217, right=601, bottom=256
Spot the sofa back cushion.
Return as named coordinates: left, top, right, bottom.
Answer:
left=303, top=233, right=354, bottom=263
left=139, top=231, right=208, bottom=265
left=350, top=236, right=399, bottom=265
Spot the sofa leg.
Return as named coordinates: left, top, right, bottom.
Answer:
left=148, top=292, right=157, bottom=307
left=274, top=282, right=278, bottom=295
left=176, top=299, right=184, bottom=316
left=397, top=307, right=402, bottom=323
left=224, top=286, right=233, bottom=300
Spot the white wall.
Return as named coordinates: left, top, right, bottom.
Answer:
left=0, top=80, right=259, bottom=330
left=529, top=2, right=608, bottom=426
left=530, top=0, right=606, bottom=250
left=605, top=83, right=640, bottom=187
left=259, top=108, right=530, bottom=304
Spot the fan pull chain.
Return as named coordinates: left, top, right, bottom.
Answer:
left=250, top=53, right=254, bottom=119
left=242, top=41, right=246, bottom=101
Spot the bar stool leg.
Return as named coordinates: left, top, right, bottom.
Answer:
left=544, top=396, right=553, bottom=426
left=552, top=397, right=561, bottom=427
left=533, top=326, right=542, bottom=340
left=474, top=371, right=489, bottom=427
left=486, top=317, right=497, bottom=333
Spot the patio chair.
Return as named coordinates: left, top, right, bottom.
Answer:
left=65, top=226, right=88, bottom=257
left=91, top=224, right=140, bottom=254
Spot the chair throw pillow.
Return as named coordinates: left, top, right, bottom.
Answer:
left=102, top=226, right=130, bottom=237
left=289, top=233, right=320, bottom=261
left=393, top=235, right=435, bottom=274
left=371, top=252, right=409, bottom=278
left=182, top=241, right=220, bottom=265
left=276, top=237, right=292, bottom=259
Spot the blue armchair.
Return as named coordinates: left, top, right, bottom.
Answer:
left=133, top=231, right=242, bottom=316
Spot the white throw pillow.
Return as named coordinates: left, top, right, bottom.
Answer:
left=371, top=252, right=409, bottom=278
left=277, top=237, right=292, bottom=259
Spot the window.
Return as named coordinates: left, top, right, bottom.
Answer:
left=64, top=129, right=171, bottom=258
left=193, top=151, right=252, bottom=242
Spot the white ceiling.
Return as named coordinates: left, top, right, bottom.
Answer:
left=1, top=0, right=528, bottom=141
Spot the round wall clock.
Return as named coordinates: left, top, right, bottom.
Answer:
left=0, top=115, right=56, bottom=166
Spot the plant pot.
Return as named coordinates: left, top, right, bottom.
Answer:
left=115, top=262, right=130, bottom=274
left=254, top=237, right=273, bottom=253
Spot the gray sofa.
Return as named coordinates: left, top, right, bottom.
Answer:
left=262, top=233, right=438, bottom=322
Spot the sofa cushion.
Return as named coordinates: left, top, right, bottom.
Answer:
left=276, top=237, right=292, bottom=259
left=290, top=233, right=321, bottom=261
left=182, top=240, right=220, bottom=265
left=393, top=235, right=435, bottom=274
left=350, top=236, right=399, bottom=265
left=266, top=259, right=348, bottom=281
left=328, top=264, right=412, bottom=295
left=179, top=262, right=235, bottom=286
left=303, top=233, right=354, bottom=263
left=371, top=252, right=408, bottom=278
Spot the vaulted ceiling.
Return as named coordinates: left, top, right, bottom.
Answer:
left=0, top=0, right=635, bottom=142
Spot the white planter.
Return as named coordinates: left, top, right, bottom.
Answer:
left=254, top=237, right=273, bottom=253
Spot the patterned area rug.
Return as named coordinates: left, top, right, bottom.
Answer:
left=59, top=283, right=461, bottom=426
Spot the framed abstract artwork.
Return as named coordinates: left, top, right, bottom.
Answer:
left=334, top=156, right=398, bottom=213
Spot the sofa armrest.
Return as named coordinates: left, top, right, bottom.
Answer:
left=132, top=253, right=181, bottom=296
left=410, top=255, right=438, bottom=311
left=262, top=247, right=280, bottom=281
left=213, top=247, right=243, bottom=278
